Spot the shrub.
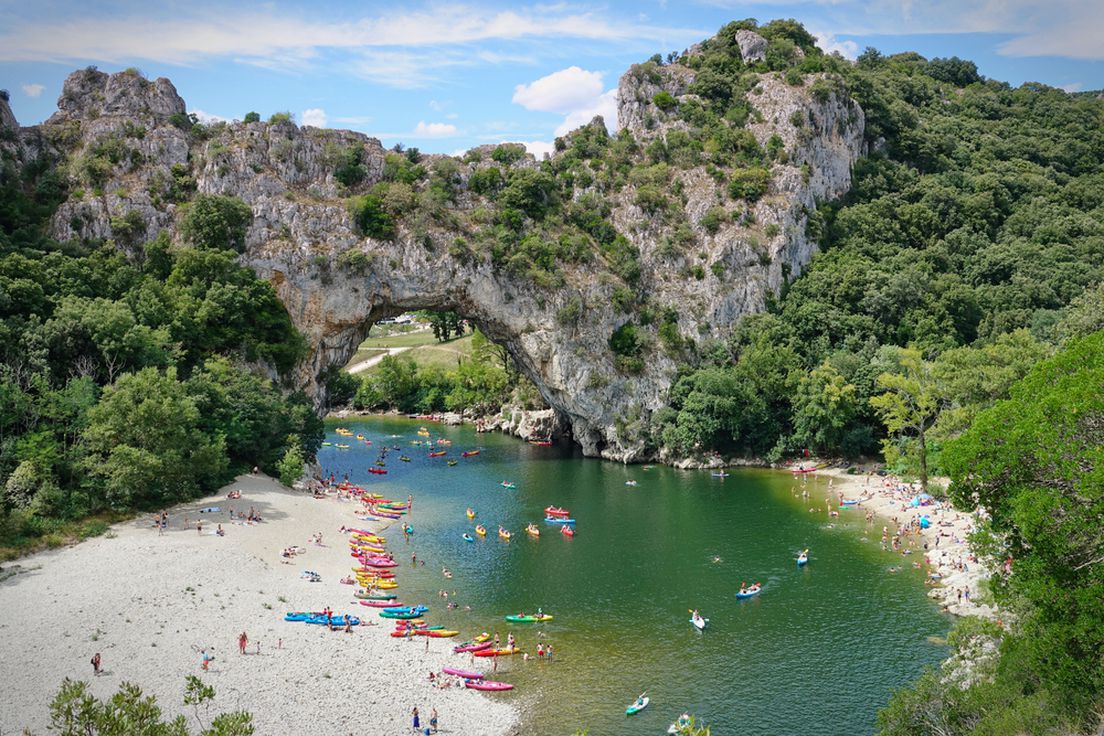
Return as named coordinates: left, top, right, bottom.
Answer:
left=700, top=206, right=728, bottom=234
left=491, top=143, right=527, bottom=165
left=349, top=193, right=395, bottom=239
left=728, top=167, right=771, bottom=201
left=557, top=297, right=583, bottom=326
left=333, top=144, right=367, bottom=188
left=243, top=111, right=260, bottom=123
left=609, top=322, right=641, bottom=357
left=653, top=91, right=677, bottom=111
left=180, top=193, right=253, bottom=251
left=268, top=111, right=293, bottom=124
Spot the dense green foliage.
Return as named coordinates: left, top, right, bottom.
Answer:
left=654, top=20, right=1104, bottom=467
left=48, top=675, right=253, bottom=735
left=879, top=332, right=1104, bottom=735
left=0, top=146, right=319, bottom=556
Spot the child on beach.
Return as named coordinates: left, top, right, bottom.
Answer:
left=91, top=652, right=101, bottom=675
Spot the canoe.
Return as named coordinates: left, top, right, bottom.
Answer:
left=561, top=526, right=575, bottom=537
left=498, top=529, right=512, bottom=540
left=367, top=468, right=387, bottom=475
left=353, top=592, right=397, bottom=600
left=473, top=646, right=520, bottom=657
left=442, top=667, right=484, bottom=680
left=626, top=696, right=650, bottom=715
left=453, top=640, right=493, bottom=653
left=526, top=525, right=540, bottom=537
left=360, top=599, right=402, bottom=607
left=417, top=629, right=459, bottom=638
left=379, top=611, right=423, bottom=620
left=711, top=472, right=730, bottom=478
left=500, top=482, right=516, bottom=489
left=735, top=588, right=762, bottom=599
left=461, top=450, right=481, bottom=457
left=303, top=615, right=360, bottom=626
left=475, top=525, right=487, bottom=536
left=465, top=680, right=514, bottom=691
left=690, top=616, right=708, bottom=631
left=544, top=516, right=576, bottom=524
left=505, top=614, right=553, bottom=623
left=462, top=533, right=474, bottom=543
left=429, top=451, right=447, bottom=457
left=466, top=508, right=476, bottom=519
left=382, top=605, right=427, bottom=613
left=544, top=506, right=570, bottom=517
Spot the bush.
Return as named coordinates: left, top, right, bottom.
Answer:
left=653, top=91, right=677, bottom=111
left=243, top=111, right=260, bottom=123
left=180, top=194, right=253, bottom=252
left=728, top=167, right=771, bottom=201
left=333, top=144, right=367, bottom=188
left=349, top=193, right=395, bottom=239
left=491, top=143, right=527, bottom=165
left=700, top=206, right=728, bottom=234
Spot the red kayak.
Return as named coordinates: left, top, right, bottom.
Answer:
left=442, top=667, right=484, bottom=679
left=465, top=680, right=514, bottom=691
left=461, top=450, right=481, bottom=457
left=544, top=506, right=570, bottom=517
left=367, top=468, right=388, bottom=475
left=428, top=451, right=447, bottom=457
left=453, top=640, right=493, bottom=653
left=561, top=525, right=575, bottom=537
left=474, top=647, right=519, bottom=658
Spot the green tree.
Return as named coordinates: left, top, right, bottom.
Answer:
left=179, top=194, right=253, bottom=252
left=791, top=361, right=858, bottom=453
left=276, top=436, right=304, bottom=487
left=870, top=347, right=940, bottom=490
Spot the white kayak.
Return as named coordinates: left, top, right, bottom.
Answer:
left=626, top=695, right=649, bottom=715
left=690, top=615, right=708, bottom=631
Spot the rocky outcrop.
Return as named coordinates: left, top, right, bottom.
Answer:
left=0, top=93, right=17, bottom=133
left=19, top=53, right=864, bottom=463
left=734, top=30, right=769, bottom=63
left=478, top=408, right=565, bottom=443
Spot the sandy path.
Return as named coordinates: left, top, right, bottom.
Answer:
left=0, top=474, right=518, bottom=735
left=347, top=347, right=411, bottom=375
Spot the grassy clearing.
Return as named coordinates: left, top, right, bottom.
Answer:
left=361, top=334, right=475, bottom=375
left=357, top=328, right=438, bottom=349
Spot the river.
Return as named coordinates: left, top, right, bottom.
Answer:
left=318, top=416, right=949, bottom=735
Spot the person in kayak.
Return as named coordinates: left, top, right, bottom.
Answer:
left=738, top=582, right=747, bottom=595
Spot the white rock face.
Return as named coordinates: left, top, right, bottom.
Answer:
left=22, top=66, right=863, bottom=462
left=734, top=30, right=769, bottom=63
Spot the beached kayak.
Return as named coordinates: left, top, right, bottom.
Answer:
left=504, top=613, right=553, bottom=623
left=359, top=599, right=403, bottom=607
left=353, top=592, right=397, bottom=600
left=465, top=680, right=514, bottom=691
left=380, top=611, right=424, bottom=620
left=383, top=605, right=427, bottom=614
left=442, top=667, right=483, bottom=679
left=626, top=696, right=650, bottom=715
left=453, top=640, right=494, bottom=653
left=473, top=646, right=520, bottom=657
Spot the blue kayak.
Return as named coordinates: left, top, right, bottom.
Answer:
left=383, top=605, right=427, bottom=614
left=543, top=517, right=576, bottom=524
left=463, top=533, right=474, bottom=542
left=735, top=588, right=762, bottom=599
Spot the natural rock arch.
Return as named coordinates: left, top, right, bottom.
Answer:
left=5, top=43, right=864, bottom=461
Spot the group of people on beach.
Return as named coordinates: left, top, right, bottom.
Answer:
left=410, top=705, right=438, bottom=734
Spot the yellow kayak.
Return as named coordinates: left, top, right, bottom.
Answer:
left=475, top=525, right=486, bottom=537
left=498, top=528, right=512, bottom=540
left=526, top=524, right=540, bottom=537
left=466, top=508, right=476, bottom=519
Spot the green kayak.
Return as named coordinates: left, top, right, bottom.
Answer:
left=380, top=611, right=423, bottom=620
left=504, top=613, right=553, bottom=623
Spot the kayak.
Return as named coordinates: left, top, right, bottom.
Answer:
left=420, top=629, right=459, bottom=638
left=382, top=605, right=427, bottom=613
left=690, top=615, right=708, bottom=631
left=544, top=516, right=576, bottom=524
left=466, top=508, right=476, bottom=519
left=473, top=646, right=520, bottom=657
left=544, top=506, right=570, bottom=517
left=797, top=556, right=808, bottom=567
left=429, top=451, right=447, bottom=457
left=360, top=599, right=404, bottom=607
left=475, top=525, right=487, bottom=536
left=626, top=696, right=650, bottom=715
left=526, top=524, right=540, bottom=537
left=500, top=482, right=516, bottom=489
left=380, top=611, right=424, bottom=620
left=354, top=592, right=397, bottom=600
left=505, top=614, right=553, bottom=623
left=462, top=533, right=474, bottom=543
left=367, top=468, right=387, bottom=475
left=561, top=526, right=575, bottom=537
left=453, top=640, right=494, bottom=653
left=474, top=632, right=492, bottom=643
left=669, top=717, right=693, bottom=734
left=442, top=667, right=484, bottom=679
left=736, top=587, right=762, bottom=599
left=711, top=472, right=730, bottom=478
left=465, top=680, right=514, bottom=691
left=498, top=528, right=512, bottom=540
left=461, top=450, right=481, bottom=457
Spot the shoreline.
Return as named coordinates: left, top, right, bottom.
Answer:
left=803, top=467, right=997, bottom=620
left=0, top=473, right=519, bottom=736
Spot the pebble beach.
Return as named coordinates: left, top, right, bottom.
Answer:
left=0, top=473, right=519, bottom=736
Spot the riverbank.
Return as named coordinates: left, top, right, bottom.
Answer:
left=0, top=473, right=518, bottom=736
left=807, top=468, right=997, bottom=620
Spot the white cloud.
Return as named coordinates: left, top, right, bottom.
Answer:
left=517, top=140, right=555, bottom=158
left=428, top=99, right=448, bottom=112
left=814, top=32, right=859, bottom=60
left=332, top=115, right=374, bottom=126
left=512, top=66, right=618, bottom=138
left=301, top=108, right=327, bottom=127
left=412, top=121, right=459, bottom=137
left=513, top=66, right=605, bottom=113
left=21, top=83, right=44, bottom=98
left=0, top=8, right=706, bottom=66
left=190, top=109, right=230, bottom=123
left=1059, top=82, right=1083, bottom=92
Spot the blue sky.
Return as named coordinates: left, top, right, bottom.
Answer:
left=2, top=1, right=1102, bottom=155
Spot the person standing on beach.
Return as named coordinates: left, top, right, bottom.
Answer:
left=411, top=706, right=420, bottom=732
left=91, top=652, right=101, bottom=675
left=429, top=707, right=438, bottom=733
left=238, top=631, right=248, bottom=654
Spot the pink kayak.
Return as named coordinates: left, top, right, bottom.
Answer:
left=442, top=667, right=484, bottom=680
left=465, top=680, right=513, bottom=691
left=453, top=640, right=493, bottom=653
left=359, top=599, right=403, bottom=607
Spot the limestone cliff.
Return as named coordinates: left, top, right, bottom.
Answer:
left=18, top=31, right=864, bottom=462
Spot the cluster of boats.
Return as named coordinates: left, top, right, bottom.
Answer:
left=462, top=504, right=577, bottom=542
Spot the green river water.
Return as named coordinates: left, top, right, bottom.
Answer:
left=318, top=417, right=950, bottom=735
